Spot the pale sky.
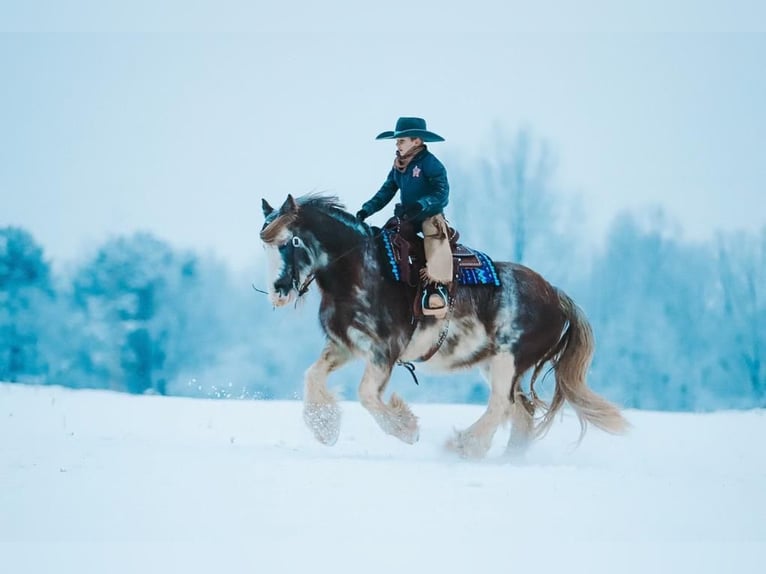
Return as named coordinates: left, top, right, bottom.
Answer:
left=2, top=2, right=765, bottom=271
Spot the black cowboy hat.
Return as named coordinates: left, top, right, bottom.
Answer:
left=375, top=117, right=445, bottom=142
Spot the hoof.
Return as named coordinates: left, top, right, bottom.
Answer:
left=303, top=402, right=341, bottom=445
left=504, top=437, right=531, bottom=460
left=387, top=393, right=419, bottom=444
left=399, top=426, right=420, bottom=445
left=445, top=430, right=490, bottom=459
left=374, top=411, right=420, bottom=445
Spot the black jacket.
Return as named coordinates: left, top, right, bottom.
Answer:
left=362, top=148, right=449, bottom=224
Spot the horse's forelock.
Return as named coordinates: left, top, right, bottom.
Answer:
left=260, top=211, right=299, bottom=245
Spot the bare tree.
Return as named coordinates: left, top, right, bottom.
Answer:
left=447, top=126, right=580, bottom=289
left=715, top=228, right=766, bottom=404
left=493, top=128, right=555, bottom=263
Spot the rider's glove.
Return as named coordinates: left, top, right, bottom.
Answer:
left=402, top=202, right=423, bottom=220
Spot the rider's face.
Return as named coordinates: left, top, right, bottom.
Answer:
left=396, top=137, right=421, bottom=156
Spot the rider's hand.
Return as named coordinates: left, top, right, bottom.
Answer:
left=403, top=202, right=423, bottom=219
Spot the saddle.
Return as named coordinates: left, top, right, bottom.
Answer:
left=380, top=217, right=489, bottom=317
left=383, top=217, right=483, bottom=286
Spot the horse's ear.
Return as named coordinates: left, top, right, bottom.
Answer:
left=279, top=194, right=299, bottom=215
left=262, top=198, right=275, bottom=217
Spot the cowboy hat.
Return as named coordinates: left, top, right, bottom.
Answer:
left=375, top=117, right=445, bottom=142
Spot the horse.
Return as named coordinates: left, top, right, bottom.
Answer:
left=259, top=193, right=628, bottom=458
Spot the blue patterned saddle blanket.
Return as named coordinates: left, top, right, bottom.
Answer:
left=380, top=228, right=501, bottom=287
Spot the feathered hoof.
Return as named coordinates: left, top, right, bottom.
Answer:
left=445, top=430, right=491, bottom=459
left=303, top=402, right=341, bottom=446
left=398, top=425, right=420, bottom=445
left=384, top=412, right=420, bottom=445
left=386, top=393, right=420, bottom=445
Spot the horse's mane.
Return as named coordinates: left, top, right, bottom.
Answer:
left=297, top=193, right=346, bottom=213
left=261, top=192, right=369, bottom=245
left=297, top=193, right=369, bottom=233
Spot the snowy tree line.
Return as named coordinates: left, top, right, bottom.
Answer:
left=448, top=129, right=766, bottom=411
left=2, top=130, right=764, bottom=410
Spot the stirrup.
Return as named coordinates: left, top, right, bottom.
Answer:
left=422, top=283, right=449, bottom=311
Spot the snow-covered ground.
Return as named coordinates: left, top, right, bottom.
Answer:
left=1, top=383, right=764, bottom=574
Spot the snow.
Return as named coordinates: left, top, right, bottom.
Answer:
left=1, top=383, right=764, bottom=573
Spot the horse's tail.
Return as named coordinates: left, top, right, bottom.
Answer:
left=531, top=289, right=629, bottom=442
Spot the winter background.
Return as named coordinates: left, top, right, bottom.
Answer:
left=2, top=2, right=765, bottom=572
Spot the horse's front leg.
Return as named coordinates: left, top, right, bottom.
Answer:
left=358, top=362, right=419, bottom=444
left=303, top=341, right=351, bottom=445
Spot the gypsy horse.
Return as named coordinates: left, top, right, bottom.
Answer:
left=260, top=193, right=627, bottom=458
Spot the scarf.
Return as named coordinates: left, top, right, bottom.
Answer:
left=393, top=144, right=427, bottom=173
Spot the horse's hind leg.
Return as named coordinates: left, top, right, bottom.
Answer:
left=446, top=353, right=515, bottom=459
left=303, top=341, right=351, bottom=445
left=506, top=390, right=535, bottom=458
left=358, top=361, right=419, bottom=444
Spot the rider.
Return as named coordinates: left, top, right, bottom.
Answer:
left=356, top=117, right=453, bottom=316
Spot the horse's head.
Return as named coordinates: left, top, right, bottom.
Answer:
left=260, top=195, right=318, bottom=307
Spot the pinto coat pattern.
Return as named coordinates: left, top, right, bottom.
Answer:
left=260, top=193, right=628, bottom=458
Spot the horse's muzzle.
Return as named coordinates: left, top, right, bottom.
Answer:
left=270, top=287, right=297, bottom=308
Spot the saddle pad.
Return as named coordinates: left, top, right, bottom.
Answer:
left=456, top=249, right=501, bottom=286
left=380, top=230, right=501, bottom=287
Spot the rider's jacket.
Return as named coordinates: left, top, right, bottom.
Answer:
left=362, top=148, right=449, bottom=225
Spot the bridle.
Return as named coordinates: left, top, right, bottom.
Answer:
left=285, top=226, right=385, bottom=299
left=287, top=236, right=316, bottom=297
